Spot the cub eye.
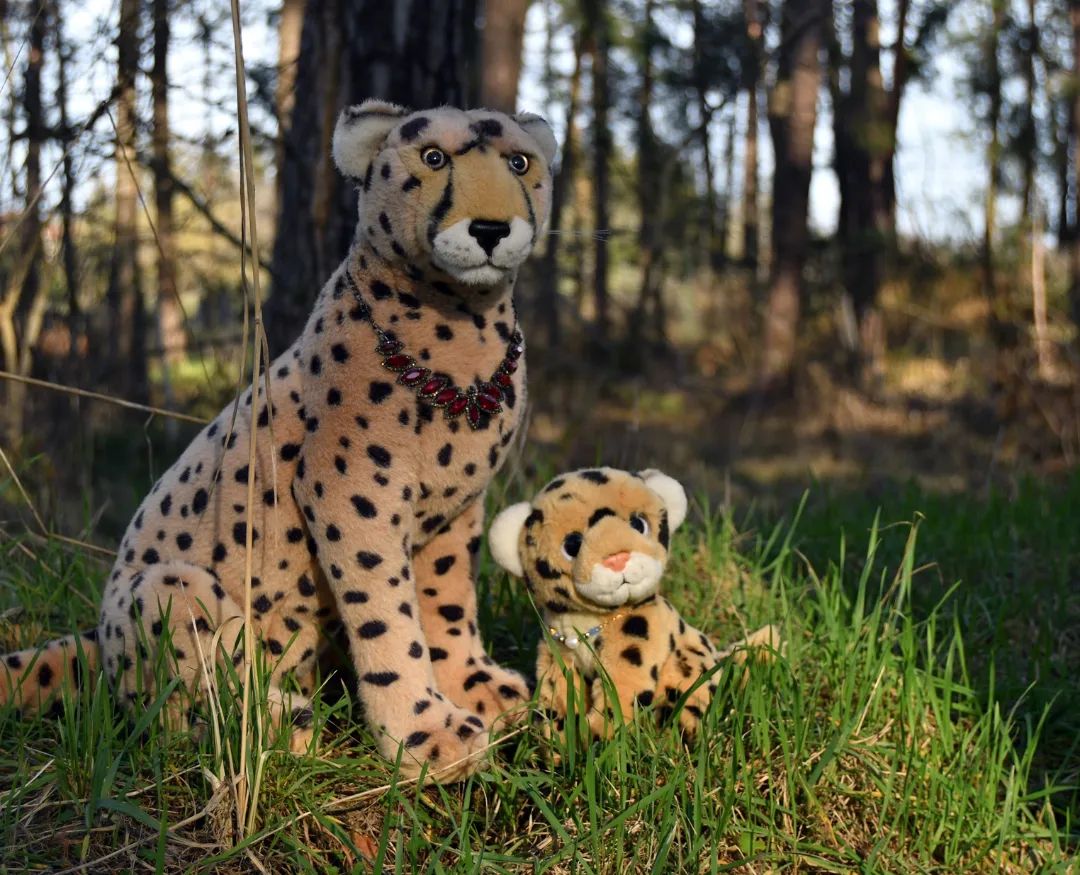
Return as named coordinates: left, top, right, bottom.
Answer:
left=422, top=147, right=447, bottom=169
left=508, top=153, right=529, bottom=175
left=561, top=532, right=583, bottom=559
left=629, top=514, right=649, bottom=536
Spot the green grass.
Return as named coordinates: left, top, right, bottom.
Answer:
left=1, top=477, right=1077, bottom=872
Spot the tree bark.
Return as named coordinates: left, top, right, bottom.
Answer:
left=153, top=0, right=183, bottom=369
left=691, top=0, right=718, bottom=268
left=274, top=0, right=306, bottom=219
left=983, top=0, right=1004, bottom=342
left=742, top=0, right=764, bottom=269
left=480, top=0, right=530, bottom=113
left=0, top=0, right=47, bottom=444
left=837, top=0, right=889, bottom=382
left=761, top=0, right=825, bottom=386
left=54, top=4, right=80, bottom=344
left=582, top=0, right=611, bottom=346
left=266, top=0, right=481, bottom=355
left=106, top=0, right=147, bottom=400
left=1020, top=0, right=1038, bottom=221
left=1070, top=0, right=1080, bottom=333
left=634, top=0, right=663, bottom=350
left=538, top=27, right=584, bottom=348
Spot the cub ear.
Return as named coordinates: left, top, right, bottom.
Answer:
left=639, top=469, right=688, bottom=532
left=332, top=99, right=409, bottom=179
left=513, top=112, right=557, bottom=167
left=488, top=502, right=533, bottom=577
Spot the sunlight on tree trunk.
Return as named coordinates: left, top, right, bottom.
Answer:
left=480, top=0, right=529, bottom=113
left=742, top=0, right=764, bottom=270
left=583, top=0, right=611, bottom=347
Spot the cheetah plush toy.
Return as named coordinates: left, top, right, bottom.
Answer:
left=489, top=467, right=779, bottom=739
left=0, top=100, right=557, bottom=781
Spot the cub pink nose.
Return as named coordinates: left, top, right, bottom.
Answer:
left=602, top=551, right=630, bottom=572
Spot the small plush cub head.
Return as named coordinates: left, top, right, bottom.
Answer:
left=333, top=99, right=557, bottom=288
left=489, top=468, right=688, bottom=612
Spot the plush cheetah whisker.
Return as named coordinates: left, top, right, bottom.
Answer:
left=489, top=466, right=781, bottom=743
left=1, top=100, right=555, bottom=782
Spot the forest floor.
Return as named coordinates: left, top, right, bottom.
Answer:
left=0, top=343, right=1078, bottom=871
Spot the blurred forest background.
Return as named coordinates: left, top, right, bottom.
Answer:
left=1, top=0, right=1079, bottom=543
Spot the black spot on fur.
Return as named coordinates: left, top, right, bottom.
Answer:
left=588, top=507, right=616, bottom=528
left=356, top=551, right=383, bottom=569
left=579, top=469, right=610, bottom=484
left=433, top=555, right=456, bottom=575
left=621, top=645, right=643, bottom=666
left=622, top=616, right=649, bottom=639
left=438, top=605, right=464, bottom=622
left=398, top=116, right=430, bottom=142
left=361, top=671, right=400, bottom=686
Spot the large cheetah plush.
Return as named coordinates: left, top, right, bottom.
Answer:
left=0, top=99, right=556, bottom=781
left=489, top=467, right=780, bottom=740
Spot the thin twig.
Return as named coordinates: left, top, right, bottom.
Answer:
left=0, top=371, right=209, bottom=425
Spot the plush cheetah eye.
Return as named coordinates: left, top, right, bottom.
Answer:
left=629, top=514, right=649, bottom=536
left=422, top=147, right=448, bottom=170
left=562, top=532, right=583, bottom=560
left=508, top=153, right=529, bottom=175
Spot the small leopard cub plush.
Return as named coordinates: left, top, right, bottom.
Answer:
left=489, top=467, right=778, bottom=739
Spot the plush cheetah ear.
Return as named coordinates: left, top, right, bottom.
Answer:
left=488, top=502, right=533, bottom=578
left=513, top=112, right=557, bottom=167
left=639, top=469, right=688, bottom=531
left=332, top=99, right=409, bottom=179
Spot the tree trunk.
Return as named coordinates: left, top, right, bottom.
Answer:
left=983, top=0, right=1004, bottom=341
left=634, top=0, right=663, bottom=352
left=742, top=0, right=764, bottom=269
left=106, top=0, right=147, bottom=400
left=153, top=0, right=183, bottom=369
left=761, top=0, right=824, bottom=386
left=1070, top=0, right=1080, bottom=333
left=838, top=0, right=889, bottom=383
left=538, top=28, right=583, bottom=348
left=1020, top=0, right=1038, bottom=220
left=480, top=0, right=530, bottom=113
left=0, top=0, right=47, bottom=444
left=583, top=0, right=611, bottom=346
left=691, top=0, right=718, bottom=268
left=55, top=4, right=80, bottom=346
left=274, top=0, right=306, bottom=219
left=266, top=0, right=481, bottom=355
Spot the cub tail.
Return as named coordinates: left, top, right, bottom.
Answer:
left=0, top=630, right=100, bottom=712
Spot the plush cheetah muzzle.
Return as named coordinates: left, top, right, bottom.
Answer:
left=573, top=544, right=664, bottom=608
left=430, top=217, right=535, bottom=286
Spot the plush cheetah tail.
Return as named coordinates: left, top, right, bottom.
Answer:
left=0, top=631, right=100, bottom=712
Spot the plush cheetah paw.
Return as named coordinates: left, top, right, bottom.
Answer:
left=448, top=660, right=531, bottom=730
left=674, top=682, right=713, bottom=737
left=380, top=701, right=491, bottom=783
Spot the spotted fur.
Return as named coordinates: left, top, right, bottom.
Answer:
left=0, top=100, right=556, bottom=781
left=489, top=467, right=779, bottom=740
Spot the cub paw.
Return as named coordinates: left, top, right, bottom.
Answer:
left=440, top=658, right=531, bottom=729
left=382, top=701, right=491, bottom=783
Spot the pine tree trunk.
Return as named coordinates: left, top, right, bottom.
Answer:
left=55, top=6, right=80, bottom=350
left=634, top=0, right=663, bottom=351
left=583, top=0, right=611, bottom=346
left=0, top=0, right=47, bottom=444
left=480, top=0, right=530, bottom=113
left=1070, top=0, right=1080, bottom=333
left=266, top=0, right=481, bottom=354
left=275, top=0, right=305, bottom=219
left=983, top=0, right=1004, bottom=342
left=106, top=0, right=147, bottom=400
left=761, top=0, right=824, bottom=386
left=691, top=0, right=718, bottom=268
left=153, top=0, right=184, bottom=383
left=538, top=29, right=583, bottom=348
left=742, top=0, right=764, bottom=269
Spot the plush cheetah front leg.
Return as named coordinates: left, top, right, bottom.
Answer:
left=414, top=499, right=529, bottom=727
left=292, top=442, right=488, bottom=781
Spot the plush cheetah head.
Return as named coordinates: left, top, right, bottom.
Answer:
left=333, top=99, right=557, bottom=288
left=489, top=468, right=688, bottom=613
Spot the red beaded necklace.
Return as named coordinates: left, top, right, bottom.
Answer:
left=346, top=272, right=523, bottom=431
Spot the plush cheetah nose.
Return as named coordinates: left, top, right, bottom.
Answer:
left=602, top=551, right=630, bottom=572
left=468, top=220, right=511, bottom=256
